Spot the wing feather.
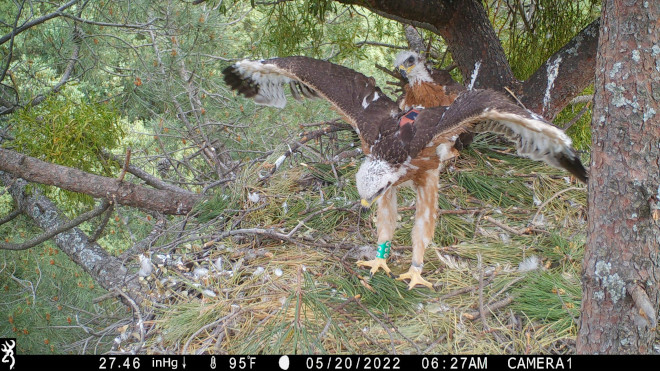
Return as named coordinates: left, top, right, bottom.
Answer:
left=413, top=90, right=588, bottom=182
left=222, top=56, right=401, bottom=145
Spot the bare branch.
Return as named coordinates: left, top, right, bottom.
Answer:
left=2, top=24, right=82, bottom=114
left=119, top=217, right=166, bottom=259
left=259, top=119, right=352, bottom=181
left=0, top=200, right=111, bottom=251
left=100, top=151, right=195, bottom=195
left=0, top=172, right=146, bottom=305
left=0, top=148, right=201, bottom=215
left=354, top=40, right=407, bottom=49
left=627, top=284, right=658, bottom=329
left=0, top=208, right=21, bottom=226
left=57, top=13, right=158, bottom=30
left=0, top=0, right=78, bottom=45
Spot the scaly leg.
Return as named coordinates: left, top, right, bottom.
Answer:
left=397, top=168, right=439, bottom=290
left=357, top=186, right=397, bottom=277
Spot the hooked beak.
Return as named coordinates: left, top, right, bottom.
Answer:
left=360, top=194, right=381, bottom=209
left=396, top=64, right=413, bottom=81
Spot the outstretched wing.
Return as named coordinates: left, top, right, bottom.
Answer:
left=383, top=89, right=587, bottom=182
left=222, top=56, right=401, bottom=146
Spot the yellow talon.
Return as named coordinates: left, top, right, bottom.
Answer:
left=357, top=257, right=393, bottom=277
left=397, top=266, right=434, bottom=290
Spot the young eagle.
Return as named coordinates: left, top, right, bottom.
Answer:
left=394, top=50, right=465, bottom=110
left=223, top=56, right=587, bottom=290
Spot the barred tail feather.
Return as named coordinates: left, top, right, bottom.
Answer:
left=222, top=60, right=319, bottom=109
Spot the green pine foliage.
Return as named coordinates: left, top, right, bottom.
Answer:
left=9, top=97, right=123, bottom=175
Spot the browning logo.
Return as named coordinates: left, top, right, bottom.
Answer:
left=0, top=339, right=15, bottom=370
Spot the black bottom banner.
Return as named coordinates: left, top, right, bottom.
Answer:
left=8, top=354, right=658, bottom=371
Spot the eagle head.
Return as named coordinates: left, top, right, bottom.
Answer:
left=394, top=51, right=432, bottom=85
left=356, top=157, right=404, bottom=208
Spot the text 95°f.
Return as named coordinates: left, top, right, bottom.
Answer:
left=305, top=356, right=401, bottom=370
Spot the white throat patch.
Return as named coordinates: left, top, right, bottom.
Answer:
left=394, top=51, right=433, bottom=86
left=355, top=157, right=404, bottom=201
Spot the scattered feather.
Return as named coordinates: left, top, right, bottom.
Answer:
left=248, top=192, right=261, bottom=203
left=138, top=254, right=154, bottom=277
left=193, top=267, right=209, bottom=279
left=202, top=289, right=217, bottom=298
left=518, top=256, right=541, bottom=272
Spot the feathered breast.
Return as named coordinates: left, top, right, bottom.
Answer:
left=402, top=82, right=459, bottom=109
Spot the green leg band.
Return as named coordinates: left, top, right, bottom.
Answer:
left=376, top=241, right=391, bottom=259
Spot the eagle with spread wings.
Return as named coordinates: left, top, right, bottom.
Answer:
left=223, top=56, right=587, bottom=289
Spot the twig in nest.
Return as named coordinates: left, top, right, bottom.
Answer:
left=182, top=308, right=243, bottom=354
left=332, top=148, right=362, bottom=163
left=477, top=254, right=489, bottom=330
left=423, top=334, right=447, bottom=354
left=296, top=265, right=303, bottom=328
left=329, top=295, right=391, bottom=353
left=382, top=312, right=421, bottom=353
left=490, top=275, right=527, bottom=302
left=436, top=275, right=494, bottom=300
left=483, top=215, right=527, bottom=236
left=555, top=288, right=579, bottom=326
left=120, top=217, right=166, bottom=259
left=112, top=288, right=145, bottom=354
left=316, top=296, right=360, bottom=350
left=353, top=295, right=397, bottom=354
left=260, top=120, right=351, bottom=181
left=530, top=187, right=583, bottom=226
left=462, top=296, right=514, bottom=321
left=288, top=205, right=335, bottom=237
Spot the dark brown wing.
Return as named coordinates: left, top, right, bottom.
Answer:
left=376, top=89, right=588, bottom=182
left=222, top=56, right=401, bottom=146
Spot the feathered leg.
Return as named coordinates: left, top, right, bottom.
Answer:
left=357, top=187, right=397, bottom=277
left=397, top=168, right=439, bottom=290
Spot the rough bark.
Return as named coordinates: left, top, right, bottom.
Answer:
left=577, top=0, right=660, bottom=354
left=338, top=0, right=598, bottom=117
left=0, top=171, right=146, bottom=305
left=520, top=18, right=600, bottom=119
left=0, top=148, right=202, bottom=215
left=338, top=0, right=516, bottom=90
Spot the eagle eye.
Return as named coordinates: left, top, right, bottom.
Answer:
left=406, top=56, right=415, bottom=65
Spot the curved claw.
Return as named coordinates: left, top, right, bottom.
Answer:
left=357, top=257, right=395, bottom=278
left=397, top=266, right=434, bottom=290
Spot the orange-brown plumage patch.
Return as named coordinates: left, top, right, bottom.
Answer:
left=403, top=82, right=458, bottom=108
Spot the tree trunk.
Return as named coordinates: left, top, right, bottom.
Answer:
left=338, top=0, right=516, bottom=89
left=338, top=0, right=598, bottom=115
left=577, top=0, right=660, bottom=354
left=0, top=172, right=146, bottom=305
